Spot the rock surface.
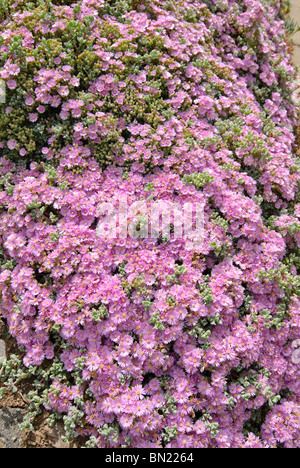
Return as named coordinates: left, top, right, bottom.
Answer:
left=0, top=340, right=6, bottom=363
left=0, top=408, right=25, bottom=448
left=291, top=0, right=300, bottom=68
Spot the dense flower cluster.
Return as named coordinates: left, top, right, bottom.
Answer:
left=0, top=0, right=299, bottom=448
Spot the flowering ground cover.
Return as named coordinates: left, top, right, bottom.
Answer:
left=0, top=0, right=299, bottom=448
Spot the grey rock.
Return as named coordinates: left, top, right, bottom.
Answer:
left=0, top=340, right=6, bottom=363
left=291, top=0, right=300, bottom=66
left=0, top=408, right=25, bottom=448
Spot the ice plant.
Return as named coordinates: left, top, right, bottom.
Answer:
left=0, top=0, right=299, bottom=448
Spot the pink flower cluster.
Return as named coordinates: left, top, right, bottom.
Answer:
left=0, top=0, right=299, bottom=448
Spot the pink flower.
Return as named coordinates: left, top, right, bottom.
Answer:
left=7, top=79, right=17, bottom=89
left=58, top=86, right=69, bottom=97
left=9, top=64, right=20, bottom=76
left=0, top=69, right=10, bottom=79
left=29, top=113, right=38, bottom=122
left=51, top=96, right=61, bottom=107
left=86, top=353, right=101, bottom=371
left=7, top=139, right=17, bottom=150
left=118, top=414, right=134, bottom=429
left=70, top=77, right=80, bottom=87
left=25, top=95, right=35, bottom=106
